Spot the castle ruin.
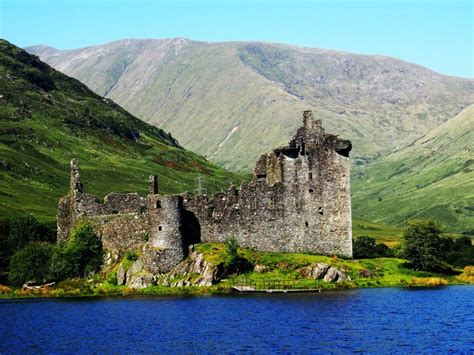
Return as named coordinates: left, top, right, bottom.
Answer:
left=57, top=111, right=353, bottom=273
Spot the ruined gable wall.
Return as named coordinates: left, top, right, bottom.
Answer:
left=57, top=195, right=74, bottom=243
left=183, top=112, right=353, bottom=257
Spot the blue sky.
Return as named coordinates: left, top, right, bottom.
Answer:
left=1, top=0, right=472, bottom=77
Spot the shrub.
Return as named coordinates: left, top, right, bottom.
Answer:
left=446, top=236, right=474, bottom=268
left=8, top=241, right=54, bottom=286
left=223, top=238, right=252, bottom=276
left=106, top=270, right=118, bottom=285
left=353, top=236, right=392, bottom=259
left=50, top=223, right=102, bottom=280
left=124, top=250, right=139, bottom=262
left=401, top=220, right=450, bottom=272
left=8, top=216, right=55, bottom=254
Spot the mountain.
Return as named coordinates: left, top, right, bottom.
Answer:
left=352, top=105, right=474, bottom=234
left=0, top=39, right=244, bottom=221
left=27, top=38, right=473, bottom=171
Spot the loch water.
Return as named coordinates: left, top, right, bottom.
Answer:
left=1, top=286, right=473, bottom=353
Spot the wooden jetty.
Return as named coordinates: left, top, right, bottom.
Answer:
left=232, top=285, right=322, bottom=293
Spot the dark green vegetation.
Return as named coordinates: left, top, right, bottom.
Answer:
left=401, top=220, right=474, bottom=272
left=1, top=216, right=103, bottom=286
left=0, top=39, right=244, bottom=222
left=8, top=241, right=53, bottom=286
left=352, top=106, right=474, bottom=233
left=222, top=238, right=252, bottom=276
left=49, top=223, right=103, bottom=280
left=353, top=236, right=392, bottom=259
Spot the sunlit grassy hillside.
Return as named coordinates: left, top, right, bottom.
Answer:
left=0, top=40, right=244, bottom=221
left=352, top=106, right=474, bottom=234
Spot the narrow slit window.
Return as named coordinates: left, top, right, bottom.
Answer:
left=156, top=201, right=161, bottom=209
left=309, top=172, right=313, bottom=180
left=318, top=207, right=323, bottom=215
left=158, top=226, right=163, bottom=231
left=305, top=221, right=309, bottom=227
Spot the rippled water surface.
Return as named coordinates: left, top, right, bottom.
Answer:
left=1, top=286, right=473, bottom=353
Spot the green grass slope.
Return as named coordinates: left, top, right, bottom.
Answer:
left=0, top=40, right=244, bottom=222
left=352, top=105, right=474, bottom=234
left=27, top=39, right=473, bottom=171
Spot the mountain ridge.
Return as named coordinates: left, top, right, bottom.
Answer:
left=27, top=38, right=473, bottom=171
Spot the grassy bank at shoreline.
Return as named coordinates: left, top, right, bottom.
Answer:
left=0, top=278, right=473, bottom=300
left=1, top=252, right=472, bottom=299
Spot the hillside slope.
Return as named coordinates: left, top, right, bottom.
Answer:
left=0, top=40, right=243, bottom=221
left=27, top=39, right=473, bottom=171
left=352, top=105, right=474, bottom=234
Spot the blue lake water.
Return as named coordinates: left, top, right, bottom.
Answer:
left=1, top=286, right=473, bottom=353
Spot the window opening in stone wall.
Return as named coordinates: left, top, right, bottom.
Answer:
left=305, top=221, right=309, bottom=227
left=309, top=188, right=314, bottom=193
left=309, top=172, right=313, bottom=180
left=318, top=207, right=323, bottom=215
left=139, top=206, right=146, bottom=215
left=112, top=209, right=118, bottom=214
left=156, top=201, right=161, bottom=209
left=158, top=226, right=162, bottom=231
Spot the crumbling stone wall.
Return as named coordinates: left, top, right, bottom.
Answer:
left=183, top=111, right=352, bottom=257
left=83, top=214, right=149, bottom=262
left=57, top=110, right=353, bottom=275
left=57, top=164, right=185, bottom=272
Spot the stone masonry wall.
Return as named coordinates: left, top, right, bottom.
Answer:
left=183, top=111, right=353, bottom=257
left=57, top=110, right=353, bottom=275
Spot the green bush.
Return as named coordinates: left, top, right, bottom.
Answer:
left=8, top=241, right=54, bottom=286
left=106, top=270, right=118, bottom=285
left=50, top=223, right=103, bottom=280
left=223, top=238, right=252, bottom=276
left=8, top=216, right=55, bottom=254
left=124, top=250, right=139, bottom=262
left=401, top=220, right=450, bottom=272
left=353, top=236, right=392, bottom=259
left=446, top=236, right=474, bottom=268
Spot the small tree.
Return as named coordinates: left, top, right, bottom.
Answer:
left=223, top=238, right=252, bottom=276
left=8, top=241, right=54, bottom=286
left=401, top=220, right=447, bottom=272
left=50, top=223, right=102, bottom=280
left=8, top=216, right=55, bottom=254
left=353, top=236, right=392, bottom=259
left=224, top=238, right=239, bottom=270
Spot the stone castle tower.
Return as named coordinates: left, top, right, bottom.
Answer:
left=184, top=110, right=353, bottom=257
left=57, top=110, right=353, bottom=273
